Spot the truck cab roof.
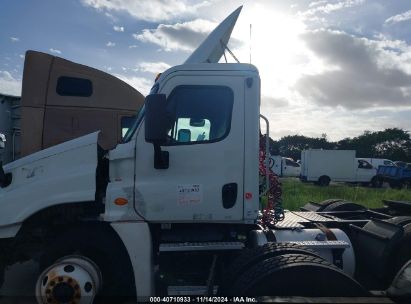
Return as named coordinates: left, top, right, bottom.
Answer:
left=159, top=63, right=259, bottom=82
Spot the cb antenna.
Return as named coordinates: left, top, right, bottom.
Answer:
left=249, top=23, right=252, bottom=64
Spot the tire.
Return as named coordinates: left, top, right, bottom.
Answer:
left=389, top=180, right=403, bottom=189
left=39, top=223, right=135, bottom=302
left=315, top=199, right=345, bottom=211
left=385, top=223, right=411, bottom=286
left=371, top=176, right=383, bottom=188
left=318, top=176, right=330, bottom=187
left=321, top=201, right=366, bottom=212
left=386, top=216, right=411, bottom=227
left=225, top=253, right=368, bottom=297
left=0, top=264, right=4, bottom=289
left=219, top=243, right=321, bottom=293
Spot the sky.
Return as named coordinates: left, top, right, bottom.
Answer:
left=1, top=0, right=411, bottom=141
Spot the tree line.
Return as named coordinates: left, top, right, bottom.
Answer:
left=268, top=128, right=411, bottom=163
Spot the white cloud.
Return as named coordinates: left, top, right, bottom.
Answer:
left=295, top=29, right=411, bottom=109
left=262, top=95, right=289, bottom=109
left=114, top=74, right=153, bottom=95
left=113, top=25, right=124, bottom=32
left=385, top=10, right=411, bottom=25
left=135, top=62, right=171, bottom=74
left=106, top=41, right=116, bottom=47
left=19, top=54, right=25, bottom=59
left=134, top=19, right=216, bottom=52
left=308, top=1, right=328, bottom=8
left=49, top=48, right=62, bottom=54
left=0, top=71, right=21, bottom=96
left=128, top=45, right=138, bottom=49
left=81, top=0, right=209, bottom=22
left=300, top=0, right=365, bottom=17
left=10, top=37, right=19, bottom=42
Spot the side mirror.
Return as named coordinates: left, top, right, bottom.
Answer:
left=144, top=94, right=170, bottom=169
left=145, top=94, right=169, bottom=144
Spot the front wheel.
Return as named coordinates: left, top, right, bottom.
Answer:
left=37, top=224, right=135, bottom=303
left=36, top=255, right=102, bottom=304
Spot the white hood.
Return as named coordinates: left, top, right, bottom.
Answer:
left=0, top=132, right=100, bottom=237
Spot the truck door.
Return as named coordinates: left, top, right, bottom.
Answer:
left=356, top=159, right=375, bottom=182
left=134, top=76, right=245, bottom=222
left=283, top=158, right=301, bottom=177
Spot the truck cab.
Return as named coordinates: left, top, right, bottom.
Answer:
left=358, top=158, right=396, bottom=169
left=107, top=63, right=261, bottom=223
left=270, top=155, right=301, bottom=177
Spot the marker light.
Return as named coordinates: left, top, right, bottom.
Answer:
left=114, top=197, right=128, bottom=206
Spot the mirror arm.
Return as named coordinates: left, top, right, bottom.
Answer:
left=153, top=143, right=169, bottom=169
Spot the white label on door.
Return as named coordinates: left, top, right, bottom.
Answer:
left=177, top=184, right=202, bottom=206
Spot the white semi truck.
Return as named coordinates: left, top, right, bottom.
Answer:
left=300, top=149, right=379, bottom=186
left=1, top=7, right=411, bottom=303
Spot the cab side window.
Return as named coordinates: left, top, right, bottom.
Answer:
left=166, top=85, right=233, bottom=145
left=285, top=159, right=299, bottom=167
left=121, top=116, right=136, bottom=138
left=358, top=160, right=372, bottom=169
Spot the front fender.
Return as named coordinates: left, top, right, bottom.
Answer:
left=0, top=132, right=99, bottom=237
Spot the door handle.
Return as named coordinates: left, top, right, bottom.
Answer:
left=222, top=183, right=237, bottom=209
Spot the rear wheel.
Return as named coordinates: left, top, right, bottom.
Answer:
left=371, top=176, right=383, bottom=188
left=318, top=176, right=330, bottom=186
left=389, top=180, right=403, bottom=189
left=0, top=264, right=4, bottom=289
left=321, top=201, right=366, bottom=212
left=386, top=216, right=411, bottom=227
left=219, top=243, right=321, bottom=293
left=385, top=223, right=411, bottom=287
left=315, top=199, right=344, bottom=211
left=225, top=253, right=368, bottom=297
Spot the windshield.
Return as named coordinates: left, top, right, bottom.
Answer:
left=122, top=105, right=145, bottom=142
left=122, top=81, right=159, bottom=142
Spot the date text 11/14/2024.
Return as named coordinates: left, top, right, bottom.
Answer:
left=149, top=297, right=257, bottom=303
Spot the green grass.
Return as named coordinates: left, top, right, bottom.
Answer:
left=281, top=178, right=411, bottom=211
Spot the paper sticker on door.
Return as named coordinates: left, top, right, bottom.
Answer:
left=178, top=184, right=202, bottom=206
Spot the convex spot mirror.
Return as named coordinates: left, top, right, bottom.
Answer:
left=144, top=94, right=170, bottom=144
left=189, top=118, right=206, bottom=127
left=0, top=134, right=5, bottom=149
